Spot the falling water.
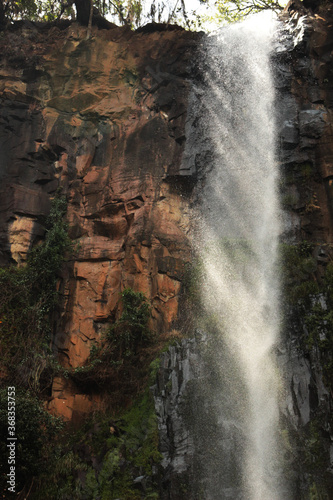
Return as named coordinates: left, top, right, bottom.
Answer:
left=185, top=13, right=285, bottom=500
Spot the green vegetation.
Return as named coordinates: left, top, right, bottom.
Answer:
left=309, top=482, right=330, bottom=500
left=0, top=194, right=72, bottom=392
left=293, top=417, right=332, bottom=500
left=70, top=288, right=154, bottom=399
left=0, top=245, right=163, bottom=498
left=0, top=0, right=144, bottom=27
left=303, top=420, right=328, bottom=474
left=107, top=287, right=152, bottom=358
left=183, top=259, right=204, bottom=307
left=0, top=0, right=287, bottom=31
left=0, top=389, right=63, bottom=493
left=0, top=257, right=164, bottom=499
left=29, top=386, right=161, bottom=499
left=199, top=0, right=283, bottom=26
left=0, top=194, right=73, bottom=495
left=280, top=241, right=318, bottom=304
left=281, top=242, right=333, bottom=391
left=264, top=241, right=333, bottom=497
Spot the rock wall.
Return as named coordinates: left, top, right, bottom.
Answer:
left=151, top=4, right=333, bottom=499
left=1, top=3, right=333, bottom=498
left=277, top=3, right=333, bottom=244
left=276, top=4, right=333, bottom=496
left=0, top=22, right=199, bottom=419
left=152, top=338, right=199, bottom=499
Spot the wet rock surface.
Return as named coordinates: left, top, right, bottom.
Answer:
left=152, top=339, right=198, bottom=499
left=152, top=5, right=333, bottom=499
left=275, top=5, right=333, bottom=497
left=1, top=4, right=333, bottom=498
left=151, top=334, right=245, bottom=500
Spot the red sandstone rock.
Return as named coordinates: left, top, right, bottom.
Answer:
left=0, top=23, right=197, bottom=418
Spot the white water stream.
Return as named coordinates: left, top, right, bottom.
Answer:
left=188, top=14, right=284, bottom=499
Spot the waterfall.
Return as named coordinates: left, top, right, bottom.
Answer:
left=185, top=13, right=286, bottom=499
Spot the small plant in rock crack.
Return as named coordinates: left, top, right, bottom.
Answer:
left=70, top=288, right=154, bottom=399
left=106, top=288, right=152, bottom=359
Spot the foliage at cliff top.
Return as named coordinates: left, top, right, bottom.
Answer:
left=0, top=0, right=287, bottom=30
left=199, top=0, right=284, bottom=25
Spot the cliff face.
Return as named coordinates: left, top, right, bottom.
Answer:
left=151, top=6, right=333, bottom=499
left=151, top=7, right=333, bottom=497
left=275, top=5, right=333, bottom=497
left=1, top=4, right=333, bottom=498
left=0, top=23, right=199, bottom=419
left=278, top=4, right=333, bottom=243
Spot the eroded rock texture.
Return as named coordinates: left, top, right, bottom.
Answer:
left=1, top=4, right=333, bottom=497
left=277, top=4, right=333, bottom=243
left=272, top=4, right=333, bottom=497
left=151, top=6, right=333, bottom=499
left=0, top=22, right=199, bottom=419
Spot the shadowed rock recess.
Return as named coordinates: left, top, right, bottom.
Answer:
left=0, top=2, right=333, bottom=498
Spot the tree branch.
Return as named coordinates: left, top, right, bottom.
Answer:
left=109, top=0, right=128, bottom=25
left=57, top=0, right=75, bottom=20
left=86, top=0, right=93, bottom=38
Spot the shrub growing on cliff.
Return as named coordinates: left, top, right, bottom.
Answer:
left=28, top=195, right=70, bottom=309
left=107, top=287, right=151, bottom=358
left=0, top=194, right=71, bottom=391
left=71, top=288, right=153, bottom=399
left=0, top=389, right=63, bottom=494
left=280, top=242, right=318, bottom=305
left=28, top=387, right=161, bottom=500
left=281, top=242, right=333, bottom=392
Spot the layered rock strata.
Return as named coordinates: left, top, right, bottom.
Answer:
left=1, top=4, right=333, bottom=497
left=0, top=22, right=199, bottom=419
left=275, top=5, right=333, bottom=496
